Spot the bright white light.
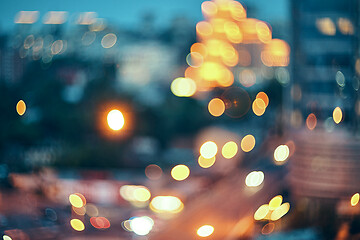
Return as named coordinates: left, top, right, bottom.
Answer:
left=245, top=171, right=264, bottom=187
left=130, top=216, right=154, bottom=236
left=107, top=109, right=125, bottom=131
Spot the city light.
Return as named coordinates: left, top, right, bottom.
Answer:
left=274, top=145, right=289, bottom=163
left=208, top=98, right=226, bottom=117
left=245, top=171, right=264, bottom=187
left=101, top=33, right=117, bottom=48
left=2, top=235, right=12, bottom=240
left=16, top=100, right=26, bottom=116
left=306, top=113, right=317, bottom=130
left=90, top=217, right=111, bottom=229
left=351, top=193, right=359, bottom=206
left=269, top=195, right=283, bottom=210
left=198, top=155, right=216, bottom=168
left=107, top=109, right=125, bottom=131
left=70, top=219, right=85, bottom=231
left=145, top=164, right=163, bottom=180
left=200, top=141, right=218, bottom=158
left=254, top=204, right=270, bottom=220
left=221, top=141, right=238, bottom=159
left=150, top=196, right=184, bottom=214
left=197, top=225, right=214, bottom=237
left=171, top=164, right=190, bottom=181
left=69, top=193, right=86, bottom=208
left=333, top=107, right=343, bottom=124
left=170, top=77, right=197, bottom=97
left=241, top=135, right=255, bottom=152
left=130, top=216, right=154, bottom=236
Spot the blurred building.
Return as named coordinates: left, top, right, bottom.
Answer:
left=290, top=0, right=359, bottom=128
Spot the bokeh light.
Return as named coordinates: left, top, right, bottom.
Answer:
left=16, top=100, right=26, bottom=116
left=269, top=195, right=283, bottom=210
left=101, top=33, right=117, bottom=48
left=130, top=216, right=154, bottom=236
left=200, top=141, right=218, bottom=158
left=208, top=98, right=225, bottom=117
left=69, top=193, right=86, bottom=208
left=171, top=77, right=197, bottom=97
left=270, top=202, right=290, bottom=221
left=254, top=204, right=269, bottom=220
left=171, top=164, right=190, bottom=181
left=90, top=217, right=111, bottom=229
left=221, top=141, right=238, bottom=159
left=145, top=164, right=163, bottom=180
left=333, top=107, right=343, bottom=124
left=198, top=155, right=216, bottom=168
left=241, top=135, right=255, bottom=152
left=306, top=113, right=317, bottom=130
left=107, top=109, right=125, bottom=131
left=351, top=193, right=359, bottom=206
left=70, top=219, right=85, bottom=231
left=197, top=225, right=214, bottom=237
left=274, top=145, right=289, bottom=163
left=245, top=171, right=264, bottom=187
left=150, top=196, right=184, bottom=214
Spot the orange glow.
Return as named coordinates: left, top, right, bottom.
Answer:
left=16, top=100, right=26, bottom=116
left=256, top=21, right=272, bottom=43
left=261, top=39, right=290, bottom=67
left=90, top=217, right=111, bottom=229
left=198, top=155, right=216, bottom=168
left=107, top=109, right=125, bottom=131
left=229, top=1, right=246, bottom=20
left=333, top=107, right=343, bottom=124
left=252, top=99, right=266, bottom=116
left=208, top=98, right=225, bottom=117
left=145, top=164, right=163, bottom=180
left=196, top=21, right=213, bottom=37
left=306, top=113, right=317, bottom=130
left=238, top=49, right=251, bottom=66
left=256, top=92, right=269, bottom=107
left=190, top=43, right=208, bottom=58
left=241, top=135, right=255, bottom=152
left=201, top=1, right=218, bottom=17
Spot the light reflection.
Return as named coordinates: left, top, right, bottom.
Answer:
left=14, top=11, right=39, bottom=24
left=3, top=235, right=12, bottom=240
left=252, top=98, right=266, bottom=116
left=316, top=18, right=336, bottom=35
left=43, top=11, right=68, bottom=24
left=90, top=217, right=111, bottom=229
left=261, top=222, right=275, bottom=235
left=186, top=52, right=203, bottom=68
